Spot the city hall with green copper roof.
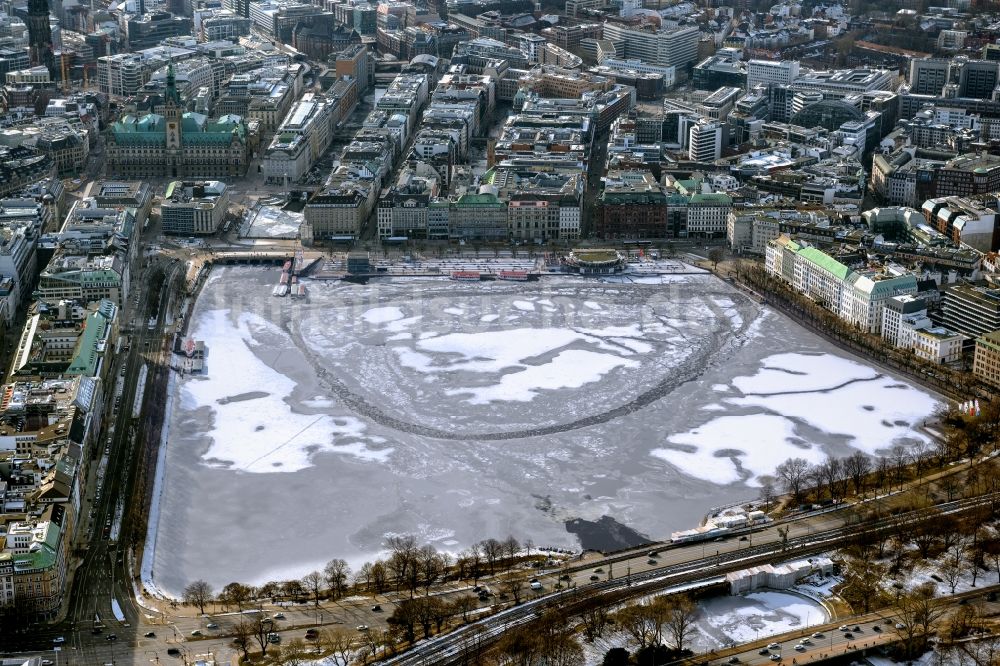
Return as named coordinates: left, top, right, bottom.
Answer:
left=106, top=63, right=252, bottom=179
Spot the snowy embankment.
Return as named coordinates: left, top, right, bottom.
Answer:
left=111, top=598, right=125, bottom=622
left=131, top=364, right=148, bottom=419
left=140, top=371, right=176, bottom=601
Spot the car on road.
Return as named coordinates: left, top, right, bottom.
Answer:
left=799, top=639, right=812, bottom=645
left=106, top=634, right=117, bottom=642
left=357, top=625, right=369, bottom=632
left=844, top=633, right=854, bottom=639
left=758, top=649, right=769, bottom=655
left=852, top=626, right=861, bottom=632
left=727, top=657, right=739, bottom=664
left=872, top=625, right=881, bottom=632
left=144, top=632, right=155, bottom=638
left=371, top=605, right=382, bottom=612
left=739, top=536, right=748, bottom=541
left=767, top=643, right=780, bottom=649
left=206, top=622, right=218, bottom=629
left=769, top=654, right=781, bottom=661
left=190, top=630, right=202, bottom=636
left=273, top=613, right=286, bottom=620
left=895, top=623, right=905, bottom=630
left=647, top=551, right=659, bottom=557
left=812, top=632, right=824, bottom=638
left=647, top=559, right=657, bottom=565
left=167, top=649, right=180, bottom=657
left=305, top=629, right=319, bottom=640
left=838, top=626, right=849, bottom=631
left=590, top=575, right=600, bottom=581
left=268, top=633, right=281, bottom=644
left=52, top=637, right=65, bottom=644
left=794, top=645, right=806, bottom=652
left=41, top=660, right=53, bottom=666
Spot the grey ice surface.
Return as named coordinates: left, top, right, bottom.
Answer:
left=148, top=267, right=937, bottom=595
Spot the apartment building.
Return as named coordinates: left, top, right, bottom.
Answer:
left=766, top=236, right=917, bottom=334
left=973, top=330, right=1000, bottom=387
left=263, top=93, right=337, bottom=185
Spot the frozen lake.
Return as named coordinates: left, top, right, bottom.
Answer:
left=146, top=267, right=941, bottom=595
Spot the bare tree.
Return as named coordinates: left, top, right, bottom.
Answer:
left=468, top=544, right=483, bottom=583
left=500, top=574, right=525, bottom=605
left=417, top=545, right=442, bottom=594
left=451, top=595, right=477, bottom=623
left=251, top=614, right=276, bottom=657
left=355, top=562, right=374, bottom=595
left=942, top=540, right=969, bottom=595
left=324, top=558, right=350, bottom=600
left=232, top=620, right=254, bottom=661
left=218, top=581, right=252, bottom=611
left=279, top=638, right=306, bottom=666
left=615, top=601, right=661, bottom=650
left=320, top=628, right=355, bottom=666
left=579, top=606, right=610, bottom=642
left=371, top=560, right=388, bottom=594
left=844, top=451, right=872, bottom=495
left=776, top=457, right=811, bottom=501
left=282, top=579, right=305, bottom=601
left=183, top=580, right=213, bottom=615
left=958, top=635, right=1000, bottom=666
left=708, top=247, right=725, bottom=269
left=891, top=444, right=909, bottom=489
left=501, top=535, right=521, bottom=566
left=481, top=538, right=504, bottom=575
left=758, top=475, right=777, bottom=511
left=302, top=570, right=323, bottom=606
left=896, top=584, right=946, bottom=659
left=661, top=595, right=698, bottom=651
left=386, top=535, right=418, bottom=592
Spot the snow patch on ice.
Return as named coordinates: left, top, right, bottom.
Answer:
left=512, top=300, right=536, bottom=311
left=362, top=306, right=404, bottom=324
left=448, top=350, right=639, bottom=404
left=727, top=354, right=940, bottom=455
left=732, top=353, right=879, bottom=395
left=652, top=414, right=825, bottom=485
left=186, top=310, right=387, bottom=473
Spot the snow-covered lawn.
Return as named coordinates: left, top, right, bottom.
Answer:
left=579, top=590, right=830, bottom=665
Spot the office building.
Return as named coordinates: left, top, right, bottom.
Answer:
left=161, top=180, right=229, bottom=235
left=601, top=20, right=699, bottom=70
left=746, top=59, right=799, bottom=89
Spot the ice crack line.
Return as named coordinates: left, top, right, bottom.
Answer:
left=281, top=290, right=761, bottom=441
left=739, top=374, right=884, bottom=398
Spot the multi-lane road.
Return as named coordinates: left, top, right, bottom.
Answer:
left=376, top=494, right=1000, bottom=666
